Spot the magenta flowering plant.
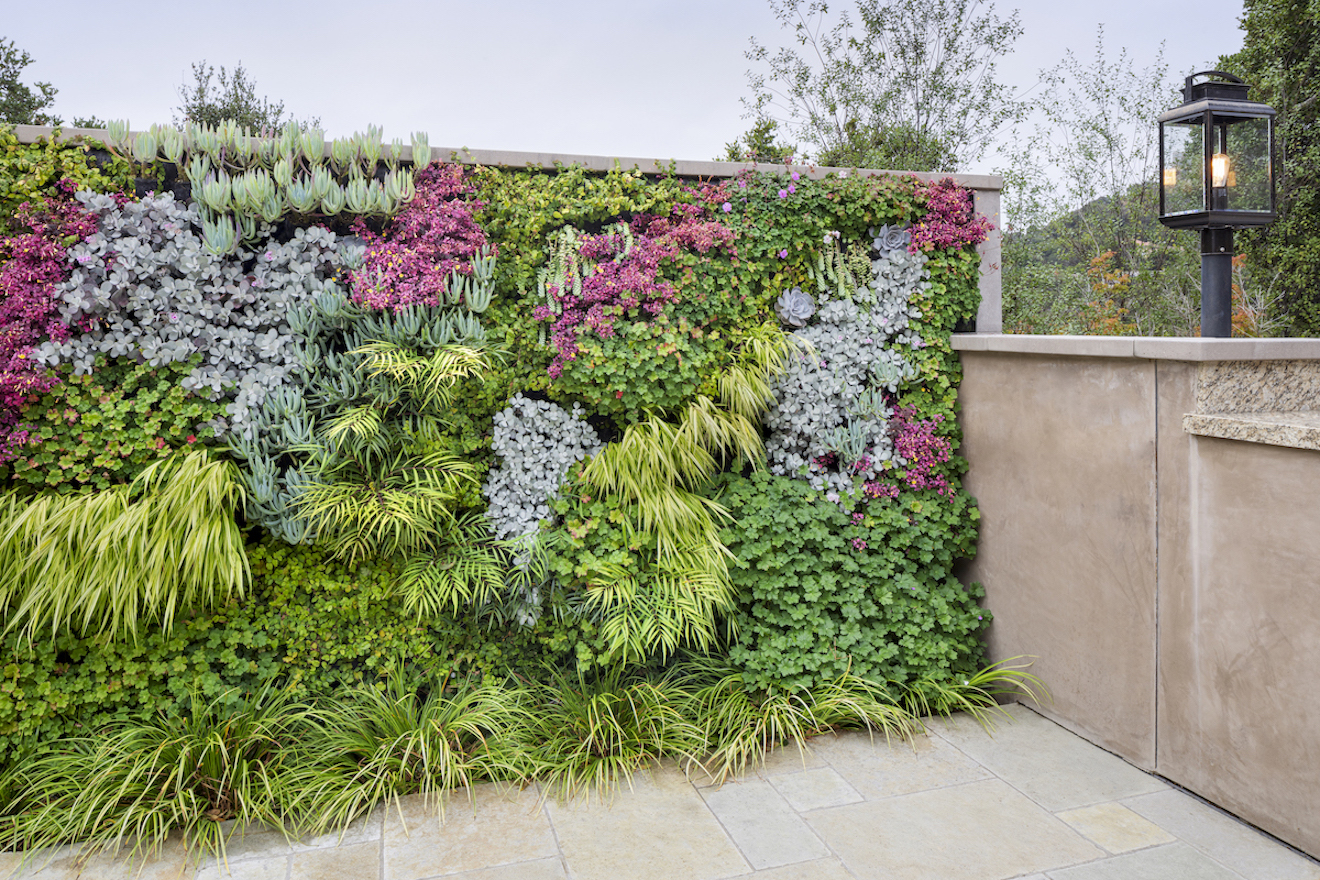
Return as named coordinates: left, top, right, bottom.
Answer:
left=862, top=406, right=954, bottom=500
left=909, top=178, right=992, bottom=253
left=0, top=181, right=99, bottom=460
left=350, top=164, right=492, bottom=311
left=534, top=204, right=735, bottom=382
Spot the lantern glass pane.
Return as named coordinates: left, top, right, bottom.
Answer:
left=1162, top=120, right=1203, bottom=216
left=1221, top=115, right=1271, bottom=213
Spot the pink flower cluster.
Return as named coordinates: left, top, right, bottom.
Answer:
left=864, top=406, right=954, bottom=500
left=0, top=181, right=98, bottom=460
left=535, top=206, right=734, bottom=379
left=350, top=164, right=491, bottom=311
left=909, top=178, right=992, bottom=253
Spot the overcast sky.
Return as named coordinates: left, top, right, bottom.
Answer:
left=6, top=0, right=1245, bottom=174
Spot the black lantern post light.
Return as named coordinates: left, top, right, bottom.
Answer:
left=1158, top=71, right=1277, bottom=337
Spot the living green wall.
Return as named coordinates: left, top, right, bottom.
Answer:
left=0, top=124, right=994, bottom=769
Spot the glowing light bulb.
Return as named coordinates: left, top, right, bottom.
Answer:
left=1212, top=153, right=1230, bottom=188
left=1163, top=167, right=1177, bottom=187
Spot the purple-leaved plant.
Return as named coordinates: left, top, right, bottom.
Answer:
left=909, top=178, right=992, bottom=253
left=863, top=406, right=953, bottom=500
left=350, top=164, right=491, bottom=311
left=533, top=204, right=734, bottom=379
left=0, top=180, right=98, bottom=460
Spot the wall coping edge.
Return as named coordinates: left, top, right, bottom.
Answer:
left=951, top=334, right=1320, bottom=361
left=4, top=124, right=1003, bottom=190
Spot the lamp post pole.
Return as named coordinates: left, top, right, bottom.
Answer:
left=1200, top=227, right=1234, bottom=338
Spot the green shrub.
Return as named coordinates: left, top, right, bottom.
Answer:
left=0, top=538, right=611, bottom=771
left=0, top=129, right=132, bottom=234
left=2, top=357, right=227, bottom=493
left=713, top=469, right=989, bottom=693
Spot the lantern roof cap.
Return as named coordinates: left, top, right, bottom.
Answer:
left=1158, top=96, right=1277, bottom=124
left=1184, top=71, right=1252, bottom=102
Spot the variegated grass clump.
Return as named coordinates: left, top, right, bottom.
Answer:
left=290, top=671, right=531, bottom=833
left=0, top=687, right=299, bottom=867
left=0, top=656, right=1044, bottom=863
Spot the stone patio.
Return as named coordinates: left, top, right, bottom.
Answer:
left=4, top=704, right=1316, bottom=880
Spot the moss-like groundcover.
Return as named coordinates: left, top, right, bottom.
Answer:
left=0, top=124, right=1040, bottom=864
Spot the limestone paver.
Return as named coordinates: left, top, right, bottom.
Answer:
left=768, top=767, right=864, bottom=813
left=11, top=841, right=193, bottom=880
left=811, top=728, right=990, bottom=801
left=753, top=741, right=828, bottom=779
left=382, top=785, right=556, bottom=880
left=1046, top=841, right=1244, bottom=879
left=544, top=764, right=749, bottom=880
left=194, top=856, right=290, bottom=880
left=929, top=705, right=1167, bottom=811
left=699, top=777, right=831, bottom=870
left=1056, top=802, right=1176, bottom=854
left=805, top=778, right=1103, bottom=880
left=291, top=812, right=383, bottom=852
left=288, top=841, right=383, bottom=880
left=196, top=827, right=291, bottom=869
left=1123, top=789, right=1320, bottom=880
left=691, top=741, right=826, bottom=790
left=427, top=858, right=568, bottom=879
left=726, top=858, right=854, bottom=879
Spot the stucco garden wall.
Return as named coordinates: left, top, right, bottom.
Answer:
left=954, top=334, right=1320, bottom=857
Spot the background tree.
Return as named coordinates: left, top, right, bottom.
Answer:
left=173, top=61, right=319, bottom=132
left=1221, top=0, right=1320, bottom=335
left=721, top=118, right=798, bottom=163
left=0, top=37, right=98, bottom=127
left=741, top=0, right=1023, bottom=172
left=998, top=33, right=1210, bottom=335
left=0, top=37, right=56, bottom=125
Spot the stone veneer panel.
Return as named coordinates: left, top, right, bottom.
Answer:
left=1195, top=360, right=1320, bottom=412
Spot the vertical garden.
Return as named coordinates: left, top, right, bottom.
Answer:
left=0, top=122, right=1029, bottom=859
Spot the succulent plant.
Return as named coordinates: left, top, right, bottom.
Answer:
left=272, top=156, right=294, bottom=188
left=411, top=131, right=431, bottom=168
left=763, top=228, right=929, bottom=502
left=330, top=137, right=356, bottom=176
left=130, top=129, right=158, bottom=165
left=299, top=128, right=325, bottom=165
left=320, top=182, right=346, bottom=216
left=157, top=125, right=187, bottom=165
left=775, top=287, right=816, bottom=328
left=106, top=119, right=131, bottom=153
left=39, top=194, right=358, bottom=437
left=484, top=394, right=602, bottom=542
left=285, top=176, right=319, bottom=214
left=872, top=224, right=912, bottom=252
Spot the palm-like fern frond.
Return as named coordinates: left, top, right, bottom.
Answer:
left=354, top=342, right=493, bottom=408
left=398, top=519, right=509, bottom=618
left=296, top=448, right=476, bottom=565
left=574, top=546, right=734, bottom=662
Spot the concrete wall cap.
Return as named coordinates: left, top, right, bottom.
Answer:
left=952, top=334, right=1320, bottom=361
left=5, top=124, right=1003, bottom=189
